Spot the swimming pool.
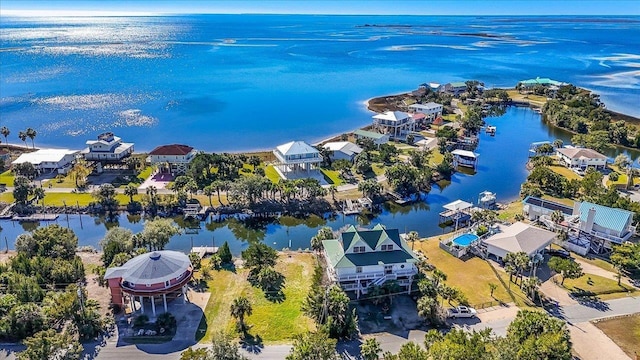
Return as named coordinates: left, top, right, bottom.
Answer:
left=452, top=233, right=479, bottom=247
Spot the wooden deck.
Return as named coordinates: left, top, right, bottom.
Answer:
left=190, top=246, right=219, bottom=258
left=13, top=214, right=59, bottom=222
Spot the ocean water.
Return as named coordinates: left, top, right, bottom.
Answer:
left=1, top=15, right=639, bottom=152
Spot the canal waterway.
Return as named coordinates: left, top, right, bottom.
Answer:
left=1, top=106, right=638, bottom=255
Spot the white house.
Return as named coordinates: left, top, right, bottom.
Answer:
left=556, top=147, right=607, bottom=169
left=273, top=141, right=322, bottom=177
left=442, top=81, right=467, bottom=97
left=409, top=102, right=443, bottom=121
left=372, top=111, right=415, bottom=139
left=482, top=222, right=556, bottom=261
left=353, top=129, right=389, bottom=146
left=323, top=141, right=363, bottom=162
left=83, top=132, right=134, bottom=162
left=147, top=144, right=197, bottom=175
left=322, top=224, right=419, bottom=299
left=12, top=149, right=79, bottom=174
left=522, top=196, right=574, bottom=221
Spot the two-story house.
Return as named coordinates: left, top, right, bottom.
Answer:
left=372, top=111, right=415, bottom=139
left=273, top=140, right=322, bottom=178
left=12, top=148, right=79, bottom=175
left=322, top=224, right=419, bottom=299
left=556, top=147, right=607, bottom=170
left=83, top=132, right=134, bottom=162
left=408, top=102, right=443, bottom=122
left=147, top=144, right=197, bottom=176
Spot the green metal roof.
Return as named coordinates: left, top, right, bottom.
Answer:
left=518, top=77, right=567, bottom=86
left=323, top=225, right=418, bottom=269
left=354, top=129, right=386, bottom=140
left=449, top=81, right=467, bottom=88
left=578, top=201, right=633, bottom=234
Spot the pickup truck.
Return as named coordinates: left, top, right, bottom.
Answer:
left=447, top=306, right=477, bottom=318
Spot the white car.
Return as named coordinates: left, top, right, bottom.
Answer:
left=447, top=306, right=477, bottom=318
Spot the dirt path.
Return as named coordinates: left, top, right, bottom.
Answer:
left=569, top=322, right=631, bottom=360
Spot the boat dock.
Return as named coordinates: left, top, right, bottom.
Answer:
left=12, top=214, right=59, bottom=222
left=190, top=246, right=219, bottom=258
left=342, top=198, right=373, bottom=215
left=387, top=191, right=410, bottom=205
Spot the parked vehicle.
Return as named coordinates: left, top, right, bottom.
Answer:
left=545, top=248, right=571, bottom=259
left=447, top=306, right=477, bottom=318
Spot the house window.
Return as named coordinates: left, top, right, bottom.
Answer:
left=146, top=284, right=151, bottom=287
left=356, top=267, right=362, bottom=273
left=165, top=280, right=170, bottom=287
left=353, top=246, right=366, bottom=253
left=381, top=244, right=394, bottom=251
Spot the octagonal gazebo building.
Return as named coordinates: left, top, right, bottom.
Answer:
left=104, top=250, right=193, bottom=316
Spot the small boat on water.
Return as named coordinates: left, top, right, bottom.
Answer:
left=485, top=125, right=496, bottom=135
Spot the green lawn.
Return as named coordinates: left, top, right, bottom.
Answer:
left=371, top=163, right=385, bottom=177
left=264, top=165, right=281, bottom=183
left=549, top=165, right=582, bottom=181
left=497, top=200, right=523, bottom=222
left=0, top=171, right=15, bottom=186
left=412, top=237, right=522, bottom=307
left=593, top=314, right=640, bottom=358
left=198, top=252, right=316, bottom=344
left=559, top=273, right=635, bottom=299
left=47, top=174, right=77, bottom=188
left=40, top=192, right=142, bottom=207
left=137, top=166, right=153, bottom=181
left=320, top=168, right=343, bottom=185
left=430, top=150, right=444, bottom=166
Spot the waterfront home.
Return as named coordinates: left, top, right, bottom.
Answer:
left=83, top=132, right=134, bottom=162
left=147, top=144, right=197, bottom=176
left=409, top=102, right=443, bottom=121
left=522, top=196, right=573, bottom=221
left=567, top=201, right=636, bottom=254
left=482, top=222, right=556, bottom=262
left=12, top=148, right=79, bottom=175
left=451, top=149, right=479, bottom=169
left=556, top=147, right=607, bottom=170
left=322, top=224, right=418, bottom=299
left=104, top=250, right=193, bottom=316
left=442, top=82, right=467, bottom=97
left=439, top=199, right=473, bottom=229
left=372, top=111, right=415, bottom=139
left=273, top=140, right=322, bottom=178
left=353, top=129, right=390, bottom=146
left=517, top=77, right=568, bottom=90
left=323, top=141, right=363, bottom=162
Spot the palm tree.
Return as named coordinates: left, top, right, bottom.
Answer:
left=32, top=187, right=45, bottom=205
left=203, top=185, right=214, bottom=207
left=124, top=184, right=138, bottom=203
left=550, top=210, right=564, bottom=224
left=230, top=296, right=252, bottom=333
left=25, top=128, right=36, bottom=149
left=328, top=185, right=337, bottom=202
left=0, top=127, right=9, bottom=149
left=18, top=131, right=27, bottom=148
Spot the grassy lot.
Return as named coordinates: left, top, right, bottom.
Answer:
left=191, top=194, right=229, bottom=207
left=0, top=192, right=14, bottom=203
left=264, top=165, right=280, bottom=184
left=541, top=194, right=575, bottom=207
left=39, top=192, right=144, bottom=206
left=198, top=252, right=316, bottom=344
left=371, top=163, right=385, bottom=177
left=593, top=314, right=640, bottom=358
left=137, top=166, right=153, bottom=181
left=497, top=200, right=523, bottom=222
left=506, top=90, right=548, bottom=107
left=47, top=174, right=78, bottom=188
left=549, top=165, right=582, bottom=181
left=0, top=171, right=15, bottom=186
left=430, top=150, right=444, bottom=166
left=412, top=237, right=519, bottom=308
left=442, top=114, right=458, bottom=122
left=320, top=168, right=344, bottom=185
left=559, top=273, right=635, bottom=299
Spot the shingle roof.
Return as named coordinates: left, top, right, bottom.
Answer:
left=578, top=201, right=633, bottom=233
left=104, top=250, right=192, bottom=284
left=482, top=222, right=556, bottom=256
left=149, top=144, right=194, bottom=156
left=556, top=147, right=607, bottom=160
left=275, top=141, right=319, bottom=156
left=324, top=141, right=363, bottom=157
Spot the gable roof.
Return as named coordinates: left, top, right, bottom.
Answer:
left=372, top=111, right=411, bottom=122
left=354, top=129, right=387, bottom=140
left=149, top=144, right=194, bottom=156
left=324, top=141, right=363, bottom=157
left=482, top=222, right=556, bottom=256
left=556, top=147, right=607, bottom=160
left=578, top=201, right=633, bottom=233
left=323, top=224, right=417, bottom=269
left=275, top=141, right=319, bottom=156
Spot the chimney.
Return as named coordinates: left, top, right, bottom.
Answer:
left=572, top=201, right=581, bottom=216
left=582, top=208, right=596, bottom=233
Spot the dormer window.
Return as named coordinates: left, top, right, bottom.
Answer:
left=353, top=246, right=366, bottom=253
left=381, top=244, right=394, bottom=251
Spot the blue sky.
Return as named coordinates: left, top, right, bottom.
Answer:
left=2, top=0, right=639, bottom=16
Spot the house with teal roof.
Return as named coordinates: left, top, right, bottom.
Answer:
left=322, top=224, right=418, bottom=298
left=566, top=201, right=637, bottom=253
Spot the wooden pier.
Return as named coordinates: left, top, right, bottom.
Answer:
left=190, top=246, right=219, bottom=258
left=13, top=214, right=59, bottom=222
